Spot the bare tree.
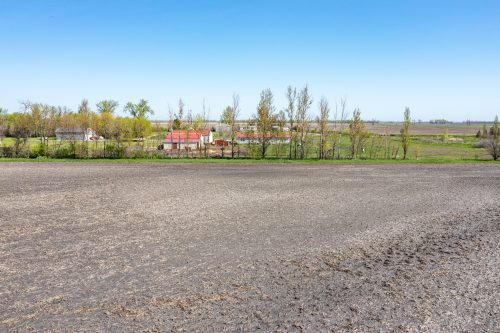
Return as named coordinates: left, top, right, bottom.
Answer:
left=185, top=108, right=193, bottom=158
left=254, top=89, right=276, bottom=158
left=285, top=86, right=297, bottom=159
left=174, top=99, right=184, bottom=130
left=332, top=98, right=348, bottom=159
left=201, top=99, right=210, bottom=157
left=230, top=94, right=241, bottom=158
left=219, top=106, right=231, bottom=158
left=167, top=104, right=174, bottom=131
left=221, top=94, right=240, bottom=158
left=400, top=107, right=411, bottom=159
left=273, top=110, right=287, bottom=158
left=297, top=85, right=313, bottom=159
left=201, top=99, right=209, bottom=131
left=78, top=99, right=90, bottom=114
left=21, top=102, right=55, bottom=155
left=317, top=97, right=330, bottom=159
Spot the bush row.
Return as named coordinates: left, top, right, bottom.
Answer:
left=0, top=143, right=168, bottom=159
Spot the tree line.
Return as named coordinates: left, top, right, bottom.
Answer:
left=0, top=99, right=155, bottom=158
left=0, top=87, right=499, bottom=160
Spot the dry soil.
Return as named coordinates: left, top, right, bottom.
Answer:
left=0, top=162, right=499, bottom=332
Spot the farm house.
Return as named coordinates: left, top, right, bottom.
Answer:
left=198, top=130, right=214, bottom=145
left=163, top=130, right=206, bottom=150
left=55, top=128, right=99, bottom=141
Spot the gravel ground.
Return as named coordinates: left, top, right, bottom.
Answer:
left=0, top=162, right=499, bottom=332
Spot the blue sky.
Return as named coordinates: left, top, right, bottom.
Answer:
left=1, top=0, right=499, bottom=121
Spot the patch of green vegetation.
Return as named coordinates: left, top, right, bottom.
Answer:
left=1, top=133, right=494, bottom=163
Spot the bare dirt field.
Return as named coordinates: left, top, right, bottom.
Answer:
left=363, top=123, right=482, bottom=136
left=1, top=162, right=499, bottom=332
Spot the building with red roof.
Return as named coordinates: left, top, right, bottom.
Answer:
left=162, top=130, right=213, bottom=150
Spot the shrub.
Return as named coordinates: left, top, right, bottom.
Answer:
left=1, top=146, right=14, bottom=157
left=54, top=146, right=73, bottom=158
left=104, top=144, right=126, bottom=158
left=34, top=143, right=48, bottom=157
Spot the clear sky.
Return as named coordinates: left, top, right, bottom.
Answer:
left=1, top=0, right=499, bottom=121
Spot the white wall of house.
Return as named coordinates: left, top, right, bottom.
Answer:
left=56, top=128, right=97, bottom=141
left=201, top=132, right=213, bottom=145
left=163, top=141, right=200, bottom=150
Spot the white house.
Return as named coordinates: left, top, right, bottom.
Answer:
left=198, top=130, right=214, bottom=145
left=163, top=130, right=203, bottom=150
left=55, top=128, right=99, bottom=141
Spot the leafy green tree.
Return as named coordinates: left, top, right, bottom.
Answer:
left=220, top=105, right=232, bottom=143
left=482, top=123, right=488, bottom=139
left=193, top=114, right=204, bottom=131
left=172, top=118, right=182, bottom=130
left=254, top=89, right=276, bottom=158
left=124, top=99, right=154, bottom=144
left=490, top=115, right=499, bottom=136
left=96, top=112, right=115, bottom=139
left=484, top=115, right=499, bottom=160
left=10, top=112, right=32, bottom=156
left=124, top=99, right=154, bottom=119
left=133, top=117, right=152, bottom=143
left=114, top=117, right=134, bottom=146
left=96, top=100, right=119, bottom=114
left=0, top=108, right=7, bottom=144
left=348, top=109, right=369, bottom=159
left=400, top=107, right=411, bottom=159
left=443, top=128, right=449, bottom=141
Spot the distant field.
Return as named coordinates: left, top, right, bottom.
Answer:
left=151, top=121, right=486, bottom=136
left=364, top=123, right=482, bottom=135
